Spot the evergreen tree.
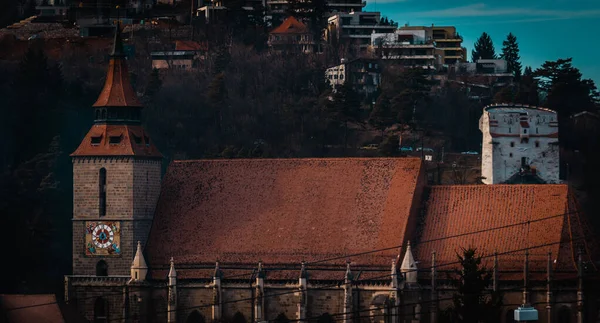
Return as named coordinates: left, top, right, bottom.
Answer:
left=471, top=32, right=496, bottom=62
left=499, top=33, right=522, bottom=80
left=329, top=82, right=361, bottom=150
left=523, top=66, right=533, bottom=76
left=534, top=58, right=599, bottom=118
left=441, top=248, right=502, bottom=323
left=369, top=92, right=395, bottom=136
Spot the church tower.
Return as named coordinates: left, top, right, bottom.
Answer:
left=71, top=26, right=162, bottom=276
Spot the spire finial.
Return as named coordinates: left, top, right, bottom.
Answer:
left=111, top=22, right=125, bottom=57
left=345, top=260, right=353, bottom=282
left=169, top=257, right=177, bottom=278
left=214, top=260, right=222, bottom=278
left=300, top=261, right=308, bottom=279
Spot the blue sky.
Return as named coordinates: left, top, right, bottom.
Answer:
left=365, top=0, right=600, bottom=85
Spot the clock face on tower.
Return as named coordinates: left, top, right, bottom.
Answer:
left=85, top=221, right=121, bottom=256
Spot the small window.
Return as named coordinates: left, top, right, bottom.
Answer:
left=536, top=128, right=539, bottom=134
left=96, top=260, right=108, bottom=276
left=91, top=136, right=102, bottom=145
left=523, top=129, right=527, bottom=134
left=542, top=152, right=546, bottom=157
left=521, top=138, right=529, bottom=144
left=340, top=74, right=344, bottom=79
left=508, top=127, right=511, bottom=133
left=510, top=142, right=515, bottom=147
left=109, top=136, right=122, bottom=144
left=133, top=135, right=142, bottom=144
left=509, top=153, right=513, bottom=158
left=334, top=75, right=338, bottom=79
left=535, top=141, right=540, bottom=148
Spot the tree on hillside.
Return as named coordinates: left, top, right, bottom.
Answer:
left=523, top=66, right=533, bottom=77
left=440, top=248, right=502, bottom=323
left=471, top=32, right=496, bottom=62
left=499, top=33, right=522, bottom=80
left=387, top=68, right=434, bottom=128
left=328, top=82, right=362, bottom=150
left=369, top=92, right=395, bottom=136
left=534, top=58, right=599, bottom=120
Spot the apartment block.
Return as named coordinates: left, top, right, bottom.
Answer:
left=327, top=12, right=396, bottom=50
left=398, top=24, right=466, bottom=65
left=370, top=29, right=441, bottom=69
left=325, top=58, right=382, bottom=96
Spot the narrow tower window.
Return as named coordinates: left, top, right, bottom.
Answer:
left=99, top=168, right=107, bottom=217
left=96, top=260, right=108, bottom=276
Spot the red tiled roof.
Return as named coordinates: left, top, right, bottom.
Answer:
left=414, top=185, right=581, bottom=276
left=92, top=56, right=142, bottom=108
left=270, top=16, right=310, bottom=34
left=175, top=40, right=208, bottom=51
left=70, top=124, right=162, bottom=158
left=146, top=158, right=425, bottom=274
left=0, top=294, right=65, bottom=323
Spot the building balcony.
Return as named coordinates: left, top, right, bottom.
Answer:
left=328, top=1, right=365, bottom=6
left=267, top=0, right=288, bottom=3
left=439, top=47, right=463, bottom=51
left=435, top=37, right=463, bottom=42
left=386, top=55, right=435, bottom=59
left=342, top=24, right=395, bottom=28
left=382, top=43, right=435, bottom=49
left=346, top=34, right=372, bottom=38
left=445, top=55, right=463, bottom=59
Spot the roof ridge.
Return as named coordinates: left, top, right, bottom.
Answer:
left=172, top=157, right=423, bottom=163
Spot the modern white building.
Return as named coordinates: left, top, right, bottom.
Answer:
left=370, top=29, right=440, bottom=69
left=479, top=103, right=560, bottom=184
left=327, top=12, right=396, bottom=50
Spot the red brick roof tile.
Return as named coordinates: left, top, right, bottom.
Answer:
left=146, top=158, right=425, bottom=273
left=0, top=294, right=65, bottom=323
left=70, top=124, right=162, bottom=158
left=270, top=16, right=310, bottom=34
left=414, top=185, right=579, bottom=275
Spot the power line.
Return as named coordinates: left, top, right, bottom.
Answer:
left=105, top=236, right=589, bottom=323
left=6, top=210, right=584, bottom=313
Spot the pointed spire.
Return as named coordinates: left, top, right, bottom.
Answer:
left=92, top=21, right=142, bottom=108
left=169, top=257, right=177, bottom=278
left=130, top=241, right=148, bottom=281
left=214, top=261, right=222, bottom=279
left=131, top=241, right=148, bottom=269
left=401, top=241, right=418, bottom=283
left=344, top=260, right=353, bottom=283
left=257, top=261, right=265, bottom=279
left=111, top=22, right=125, bottom=57
left=300, top=261, right=308, bottom=279
left=391, top=258, right=397, bottom=276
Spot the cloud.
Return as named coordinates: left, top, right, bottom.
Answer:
left=405, top=3, right=600, bottom=19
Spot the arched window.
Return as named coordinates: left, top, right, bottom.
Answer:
left=558, top=306, right=571, bottom=323
left=232, top=312, right=246, bottom=323
left=96, top=260, right=108, bottom=276
left=95, top=109, right=100, bottom=120
left=185, top=311, right=205, bottom=323
left=94, top=297, right=108, bottom=323
left=99, top=168, right=106, bottom=217
left=101, top=109, right=107, bottom=119
left=505, top=309, right=515, bottom=323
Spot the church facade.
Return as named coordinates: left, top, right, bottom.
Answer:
left=64, top=29, right=600, bottom=323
